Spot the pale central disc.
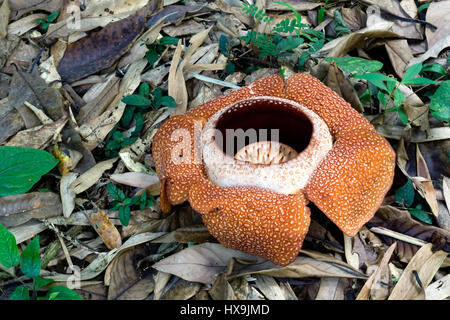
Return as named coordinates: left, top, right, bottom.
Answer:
left=234, top=141, right=298, bottom=165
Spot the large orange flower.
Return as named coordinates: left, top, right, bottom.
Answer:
left=152, top=73, right=395, bottom=266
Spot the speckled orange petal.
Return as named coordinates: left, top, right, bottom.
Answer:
left=305, top=127, right=395, bottom=236
left=284, top=73, right=374, bottom=139
left=152, top=115, right=206, bottom=208
left=187, top=73, right=285, bottom=121
left=188, top=177, right=311, bottom=266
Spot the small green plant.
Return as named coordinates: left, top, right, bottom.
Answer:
left=36, top=12, right=59, bottom=32
left=106, top=184, right=154, bottom=226
left=326, top=57, right=444, bottom=124
left=241, top=2, right=273, bottom=23
left=0, top=225, right=82, bottom=300
left=144, top=36, right=180, bottom=67
left=105, top=83, right=177, bottom=158
left=317, top=0, right=330, bottom=24
left=239, top=1, right=326, bottom=69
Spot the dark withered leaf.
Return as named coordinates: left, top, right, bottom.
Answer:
left=0, top=192, right=62, bottom=227
left=57, top=11, right=147, bottom=83
left=8, top=69, right=64, bottom=127
left=367, top=206, right=450, bottom=262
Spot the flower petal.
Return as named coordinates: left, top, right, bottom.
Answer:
left=189, top=177, right=311, bottom=266
left=305, top=127, right=395, bottom=236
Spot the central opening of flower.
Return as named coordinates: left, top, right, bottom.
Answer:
left=213, top=98, right=314, bottom=163
left=202, top=96, right=332, bottom=194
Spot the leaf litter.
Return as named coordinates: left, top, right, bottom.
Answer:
left=0, top=0, right=448, bottom=301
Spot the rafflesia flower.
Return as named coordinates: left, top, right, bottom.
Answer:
left=152, top=73, right=395, bottom=266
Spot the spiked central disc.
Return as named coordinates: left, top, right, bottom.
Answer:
left=234, top=141, right=298, bottom=164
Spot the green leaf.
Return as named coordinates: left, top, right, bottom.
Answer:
left=132, top=112, right=144, bottom=136
left=41, top=22, right=50, bottom=32
left=277, top=36, right=304, bottom=51
left=107, top=184, right=125, bottom=201
left=421, top=63, right=446, bottom=76
left=225, top=61, right=235, bottom=74
left=160, top=96, right=177, bottom=108
left=35, top=19, right=46, bottom=24
left=395, top=178, right=415, bottom=207
left=429, top=80, right=450, bottom=122
left=118, top=205, right=131, bottom=226
left=402, top=62, right=422, bottom=83
left=20, top=236, right=41, bottom=279
left=418, top=3, right=430, bottom=13
left=9, top=286, right=30, bottom=300
left=121, top=106, right=136, bottom=127
left=398, top=108, right=409, bottom=125
left=219, top=35, right=230, bottom=57
left=325, top=57, right=383, bottom=75
left=122, top=94, right=152, bottom=107
left=34, top=275, right=54, bottom=290
left=158, top=36, right=179, bottom=46
left=0, top=224, right=20, bottom=269
left=46, top=11, right=60, bottom=23
left=138, top=82, right=150, bottom=97
left=402, top=77, right=437, bottom=85
left=354, top=73, right=396, bottom=92
left=377, top=91, right=386, bottom=107
left=39, top=286, right=82, bottom=300
left=0, top=146, right=58, bottom=197
left=408, top=205, right=433, bottom=225
left=145, top=48, right=160, bottom=67
left=318, top=7, right=325, bottom=24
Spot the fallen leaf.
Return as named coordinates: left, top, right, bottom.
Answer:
left=367, top=206, right=450, bottom=262
left=60, top=172, right=78, bottom=218
left=209, top=272, right=237, bottom=300
left=9, top=0, right=62, bottom=20
left=388, top=243, right=447, bottom=299
left=416, top=145, right=439, bottom=217
left=425, top=1, right=450, bottom=49
left=0, top=192, right=62, bottom=227
left=152, top=242, right=266, bottom=284
left=0, top=0, right=10, bottom=38
left=385, top=39, right=414, bottom=78
left=160, top=278, right=201, bottom=300
left=69, top=157, right=118, bottom=194
left=254, top=274, right=286, bottom=300
left=6, top=116, right=68, bottom=149
left=425, top=274, right=450, bottom=300
left=356, top=242, right=397, bottom=300
left=57, top=8, right=149, bottom=83
left=153, top=271, right=171, bottom=300
left=107, top=246, right=154, bottom=300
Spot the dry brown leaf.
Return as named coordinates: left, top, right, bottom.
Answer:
left=107, top=246, right=154, bottom=300
left=315, top=278, right=344, bottom=300
left=425, top=274, right=450, bottom=300
left=9, top=0, right=62, bottom=19
left=385, top=39, right=414, bottom=78
left=0, top=0, right=10, bottom=38
left=5, top=116, right=67, bottom=149
left=209, top=272, right=237, bottom=300
left=254, top=274, right=286, bottom=300
left=320, top=22, right=399, bottom=57
left=0, top=192, right=62, bottom=227
left=7, top=13, right=46, bottom=36
left=416, top=145, right=439, bottom=217
left=229, top=250, right=368, bottom=281
left=69, top=157, right=118, bottom=194
left=343, top=234, right=360, bottom=270
left=356, top=242, right=397, bottom=300
left=153, top=271, right=171, bottom=300
left=425, top=1, right=450, bottom=49
left=326, top=61, right=364, bottom=113
left=9, top=220, right=47, bottom=244
left=152, top=243, right=265, bottom=284
left=168, top=39, right=186, bottom=116
left=388, top=243, right=447, bottom=300
left=443, top=177, right=450, bottom=213
left=408, top=36, right=450, bottom=67
left=89, top=207, right=122, bottom=250
left=110, top=172, right=160, bottom=189
left=60, top=172, right=78, bottom=218
left=163, top=20, right=206, bottom=37
left=160, top=278, right=201, bottom=300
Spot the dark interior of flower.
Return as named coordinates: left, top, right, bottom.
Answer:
left=214, top=98, right=313, bottom=157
